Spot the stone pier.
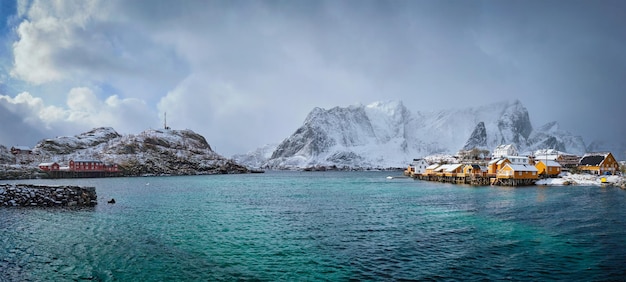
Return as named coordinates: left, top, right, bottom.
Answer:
left=0, top=184, right=97, bottom=207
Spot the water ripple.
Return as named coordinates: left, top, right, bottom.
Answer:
left=1, top=172, right=626, bottom=280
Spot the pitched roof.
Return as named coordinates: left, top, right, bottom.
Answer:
left=434, top=164, right=450, bottom=172
left=505, top=164, right=538, bottom=172
left=496, top=159, right=510, bottom=165
left=72, top=160, right=104, bottom=164
left=444, top=164, right=463, bottom=172
left=426, top=164, right=440, bottom=170
left=579, top=153, right=609, bottom=166
left=411, top=159, right=427, bottom=164
left=537, top=160, right=561, bottom=167
left=535, top=154, right=559, bottom=161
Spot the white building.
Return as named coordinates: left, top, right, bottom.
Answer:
left=507, top=156, right=530, bottom=165
left=493, top=144, right=518, bottom=159
left=410, top=159, right=429, bottom=175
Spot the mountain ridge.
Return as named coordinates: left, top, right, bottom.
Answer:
left=235, top=99, right=593, bottom=169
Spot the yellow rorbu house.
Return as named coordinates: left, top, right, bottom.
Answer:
left=423, top=164, right=440, bottom=176
left=444, top=164, right=464, bottom=177
left=577, top=152, right=619, bottom=175
left=535, top=160, right=562, bottom=177
left=493, top=163, right=538, bottom=186
left=487, top=158, right=510, bottom=175
left=463, top=164, right=487, bottom=177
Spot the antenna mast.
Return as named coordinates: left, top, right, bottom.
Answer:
left=164, top=112, right=170, bottom=130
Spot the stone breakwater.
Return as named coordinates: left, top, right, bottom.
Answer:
left=0, top=184, right=97, bottom=207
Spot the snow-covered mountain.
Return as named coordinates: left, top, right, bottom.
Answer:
left=244, top=100, right=588, bottom=169
left=33, top=127, right=249, bottom=175
left=232, top=143, right=278, bottom=169
left=526, top=122, right=587, bottom=155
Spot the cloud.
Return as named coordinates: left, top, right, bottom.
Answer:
left=10, top=0, right=185, bottom=103
left=11, top=0, right=108, bottom=84
left=157, top=73, right=275, bottom=154
left=2, top=0, right=625, bottom=156
left=0, top=87, right=156, bottom=140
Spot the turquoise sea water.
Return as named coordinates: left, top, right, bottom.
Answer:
left=1, top=171, right=625, bottom=281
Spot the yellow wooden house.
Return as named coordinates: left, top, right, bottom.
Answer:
left=535, top=160, right=562, bottom=177
left=496, top=164, right=539, bottom=180
left=487, top=158, right=510, bottom=175
left=424, top=164, right=440, bottom=175
left=578, top=152, right=619, bottom=175
left=463, top=164, right=486, bottom=177
left=444, top=164, right=464, bottom=177
left=404, top=165, right=414, bottom=177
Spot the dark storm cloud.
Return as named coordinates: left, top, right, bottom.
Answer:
left=472, top=0, right=626, bottom=141
left=0, top=102, right=46, bottom=147
left=2, top=0, right=625, bottom=156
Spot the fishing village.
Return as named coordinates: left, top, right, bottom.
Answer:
left=8, top=146, right=121, bottom=179
left=404, top=144, right=622, bottom=187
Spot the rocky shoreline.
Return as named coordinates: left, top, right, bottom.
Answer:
left=0, top=184, right=97, bottom=207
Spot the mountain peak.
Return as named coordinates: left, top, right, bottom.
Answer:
left=240, top=99, right=590, bottom=169
left=463, top=122, right=488, bottom=150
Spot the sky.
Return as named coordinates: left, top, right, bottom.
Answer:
left=0, top=0, right=624, bottom=157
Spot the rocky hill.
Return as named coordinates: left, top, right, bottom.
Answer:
left=0, top=145, right=14, bottom=164
left=32, top=127, right=249, bottom=176
left=240, top=100, right=588, bottom=169
left=35, top=127, right=122, bottom=154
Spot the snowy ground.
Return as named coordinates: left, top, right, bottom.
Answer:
left=536, top=172, right=625, bottom=187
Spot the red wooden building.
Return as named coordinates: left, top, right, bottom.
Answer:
left=38, top=162, right=60, bottom=171
left=69, top=160, right=119, bottom=172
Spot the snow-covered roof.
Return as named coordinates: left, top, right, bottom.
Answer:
left=536, top=160, right=561, bottom=167
left=434, top=164, right=450, bottom=172
left=505, top=164, right=538, bottom=172
left=467, top=164, right=486, bottom=171
left=72, top=160, right=104, bottom=163
left=535, top=154, right=559, bottom=161
left=426, top=164, right=440, bottom=170
left=38, top=162, right=57, bottom=166
left=12, top=146, right=32, bottom=151
left=579, top=152, right=611, bottom=166
left=445, top=164, right=463, bottom=172
left=507, top=155, right=528, bottom=160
